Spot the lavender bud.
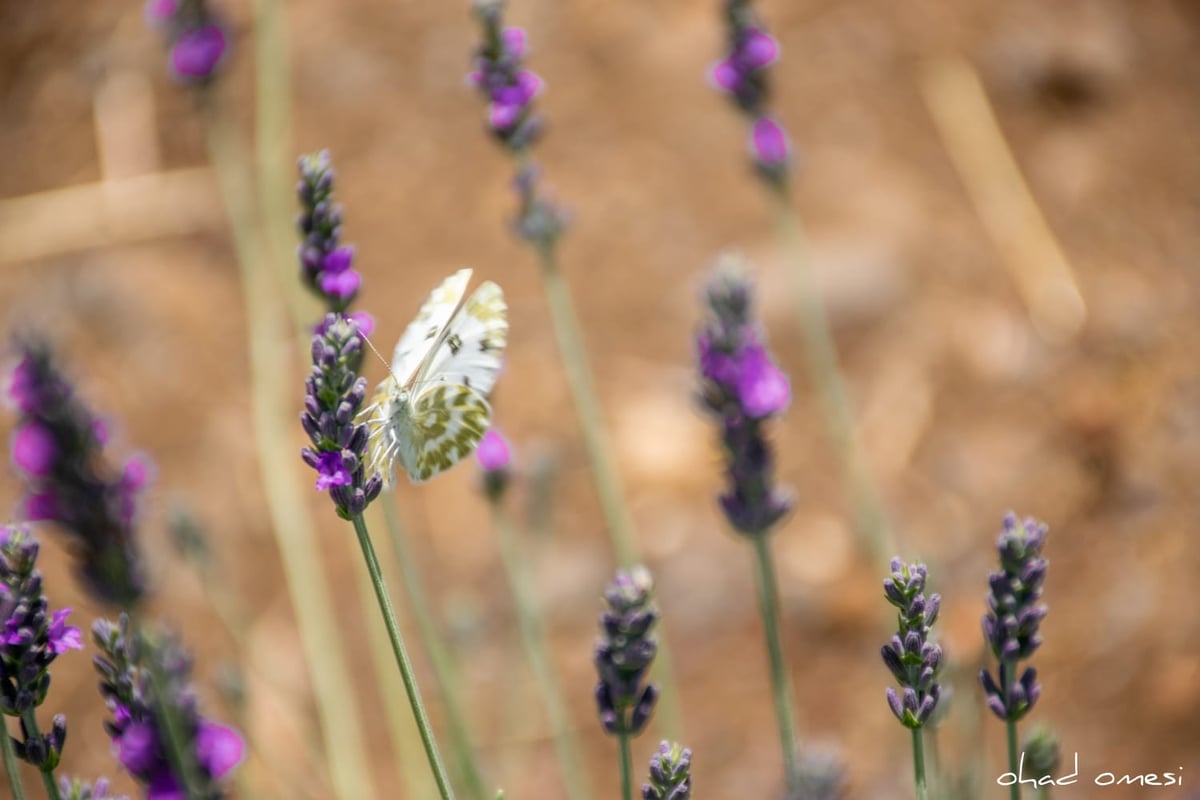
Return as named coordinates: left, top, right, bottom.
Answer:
left=642, top=740, right=692, bottom=800
left=593, top=566, right=660, bottom=737
left=880, top=558, right=943, bottom=729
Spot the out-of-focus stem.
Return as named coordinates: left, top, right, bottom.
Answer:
left=201, top=96, right=376, bottom=800
left=1, top=717, right=28, bottom=800
left=912, top=728, right=929, bottom=800
left=381, top=499, right=489, bottom=800
left=350, top=514, right=457, bottom=800
left=490, top=500, right=591, bottom=800
left=751, top=535, right=799, bottom=792
left=767, top=189, right=893, bottom=564
left=1002, top=663, right=1021, bottom=800
left=617, top=731, right=633, bottom=800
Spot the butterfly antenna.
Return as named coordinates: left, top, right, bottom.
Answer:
left=359, top=329, right=401, bottom=383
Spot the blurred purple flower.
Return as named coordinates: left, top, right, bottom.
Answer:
left=297, top=152, right=365, bottom=312
left=750, top=116, right=789, bottom=168
left=169, top=24, right=226, bottom=80
left=12, top=422, right=57, bottom=476
left=476, top=429, right=511, bottom=472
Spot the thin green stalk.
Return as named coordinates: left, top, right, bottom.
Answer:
left=201, top=95, right=376, bottom=800
left=491, top=501, right=591, bottom=800
left=350, top=514, right=457, bottom=800
left=18, top=713, right=62, bottom=800
left=911, top=728, right=929, bottom=800
left=751, top=535, right=799, bottom=792
left=380, top=499, right=488, bottom=799
left=767, top=189, right=893, bottom=564
left=617, top=731, right=633, bottom=800
left=1006, top=719, right=1021, bottom=800
left=1, top=717, right=29, bottom=800
left=531, top=238, right=684, bottom=739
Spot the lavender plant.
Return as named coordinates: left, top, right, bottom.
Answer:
left=8, top=339, right=146, bottom=608
left=57, top=777, right=127, bottom=800
left=980, top=513, right=1049, bottom=800
left=708, top=0, right=891, bottom=562
left=642, top=741, right=692, bottom=800
left=881, top=558, right=944, bottom=800
left=594, top=567, right=660, bottom=800
left=0, top=526, right=82, bottom=800
left=93, top=614, right=243, bottom=799
left=695, top=258, right=802, bottom=793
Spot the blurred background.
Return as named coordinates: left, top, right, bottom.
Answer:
left=1, top=0, right=1199, bottom=797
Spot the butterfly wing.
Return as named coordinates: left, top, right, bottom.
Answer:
left=397, top=382, right=492, bottom=483
left=390, top=268, right=474, bottom=383
left=411, top=280, right=507, bottom=396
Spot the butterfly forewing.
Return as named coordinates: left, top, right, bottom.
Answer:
left=412, top=280, right=507, bottom=396
left=390, top=268, right=473, bottom=384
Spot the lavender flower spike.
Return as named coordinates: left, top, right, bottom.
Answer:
left=696, top=256, right=793, bottom=536
left=642, top=741, right=692, bottom=800
left=880, top=558, right=943, bottom=729
left=93, top=615, right=245, bottom=799
left=476, top=427, right=513, bottom=502
left=469, top=0, right=544, bottom=151
left=300, top=313, right=383, bottom=519
left=594, top=566, right=659, bottom=737
left=979, top=513, right=1049, bottom=722
left=297, top=152, right=365, bottom=313
left=0, top=526, right=82, bottom=773
left=8, top=338, right=146, bottom=606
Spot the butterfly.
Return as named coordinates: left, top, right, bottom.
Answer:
left=362, top=268, right=507, bottom=485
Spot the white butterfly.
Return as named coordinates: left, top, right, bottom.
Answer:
left=363, top=268, right=507, bottom=485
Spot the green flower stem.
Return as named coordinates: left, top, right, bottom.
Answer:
left=911, top=728, right=929, bottom=800
left=201, top=96, right=377, bottom=800
left=1, top=717, right=29, bottom=800
left=380, top=499, right=488, bottom=799
left=17, top=713, right=61, bottom=800
left=350, top=514, right=457, bottom=800
left=1006, top=718, right=1021, bottom=800
left=490, top=500, right=591, bottom=800
left=530, top=236, right=684, bottom=739
left=618, top=731, right=634, bottom=800
left=767, top=188, right=893, bottom=564
left=751, top=534, right=800, bottom=792
left=350, top=516, right=439, bottom=799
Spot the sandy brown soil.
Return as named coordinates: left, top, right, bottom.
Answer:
left=1, top=0, right=1199, bottom=798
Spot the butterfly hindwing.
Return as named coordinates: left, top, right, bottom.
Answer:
left=412, top=280, right=507, bottom=397
left=398, top=382, right=492, bottom=484
left=390, top=268, right=473, bottom=383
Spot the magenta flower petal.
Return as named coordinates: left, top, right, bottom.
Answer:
left=12, top=422, right=56, bottom=476
left=47, top=608, right=83, bottom=654
left=750, top=116, right=789, bottom=167
left=322, top=245, right=355, bottom=274
left=708, top=59, right=741, bottom=93
left=741, top=29, right=780, bottom=70
left=489, top=101, right=523, bottom=131
left=318, top=268, right=362, bottom=301
left=515, top=70, right=542, bottom=103
left=314, top=451, right=352, bottom=491
left=144, top=0, right=180, bottom=24
left=146, top=772, right=185, bottom=800
left=736, top=344, right=791, bottom=418
left=196, top=721, right=245, bottom=779
left=24, top=491, right=57, bottom=521
left=347, top=311, right=376, bottom=337
left=475, top=429, right=511, bottom=471
left=116, top=722, right=160, bottom=774
left=502, top=26, right=527, bottom=59
left=170, top=24, right=227, bottom=80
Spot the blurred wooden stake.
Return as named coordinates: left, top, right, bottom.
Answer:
left=920, top=56, right=1086, bottom=342
left=0, top=73, right=220, bottom=264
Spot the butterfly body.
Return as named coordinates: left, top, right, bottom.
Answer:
left=364, top=269, right=507, bottom=485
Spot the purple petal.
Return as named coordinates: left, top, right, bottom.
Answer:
left=144, top=0, right=180, bottom=24
left=170, top=24, right=227, bottom=80
left=146, top=771, right=185, bottom=800
left=502, top=27, right=527, bottom=59
left=741, top=29, right=780, bottom=70
left=489, top=101, right=523, bottom=131
left=750, top=116, right=790, bottom=167
left=318, top=268, right=361, bottom=301
left=475, top=428, right=511, bottom=471
left=708, top=59, right=742, bottom=93
left=314, top=451, right=352, bottom=490
left=116, top=722, right=160, bottom=774
left=24, top=491, right=58, bottom=522
left=196, top=721, right=245, bottom=779
left=12, top=422, right=56, bottom=476
left=47, top=608, right=83, bottom=654
left=322, top=245, right=355, bottom=274
left=736, top=343, right=791, bottom=417
left=347, top=311, right=376, bottom=337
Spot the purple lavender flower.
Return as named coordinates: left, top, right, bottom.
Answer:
left=0, top=526, right=81, bottom=771
left=470, top=2, right=568, bottom=245
left=594, top=566, right=659, bottom=737
left=643, top=740, right=692, bottom=800
left=711, top=0, right=793, bottom=189
left=297, top=152, right=364, bottom=312
left=300, top=313, right=382, bottom=519
left=880, top=558, right=943, bottom=729
left=979, top=513, right=1049, bottom=722
left=695, top=259, right=793, bottom=536
left=93, top=615, right=245, bottom=799
left=145, top=0, right=229, bottom=84
left=6, top=339, right=146, bottom=606
left=476, top=427, right=512, bottom=502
